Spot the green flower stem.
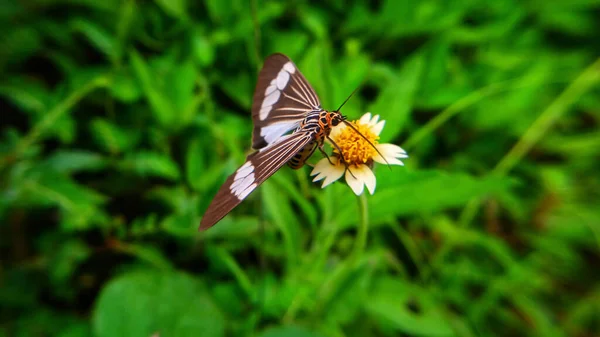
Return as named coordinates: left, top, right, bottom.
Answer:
left=287, top=187, right=369, bottom=321
left=309, top=193, right=370, bottom=319
left=351, top=193, right=369, bottom=261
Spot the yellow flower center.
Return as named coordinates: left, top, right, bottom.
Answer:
left=331, top=120, right=379, bottom=165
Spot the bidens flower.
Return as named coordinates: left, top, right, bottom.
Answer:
left=310, top=112, right=408, bottom=195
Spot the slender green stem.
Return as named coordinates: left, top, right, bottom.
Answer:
left=310, top=193, right=370, bottom=320
left=494, top=58, right=600, bottom=176
left=113, top=242, right=172, bottom=271
left=214, top=247, right=254, bottom=298
left=2, top=76, right=109, bottom=166
left=286, top=193, right=370, bottom=322
left=402, top=76, right=572, bottom=152
left=403, top=81, right=509, bottom=150
left=459, top=57, right=600, bottom=228
left=351, top=193, right=369, bottom=261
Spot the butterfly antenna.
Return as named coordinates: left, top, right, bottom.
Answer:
left=342, top=120, right=391, bottom=167
left=334, top=86, right=361, bottom=113
left=334, top=86, right=390, bottom=167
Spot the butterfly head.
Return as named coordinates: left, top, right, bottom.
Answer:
left=330, top=111, right=346, bottom=126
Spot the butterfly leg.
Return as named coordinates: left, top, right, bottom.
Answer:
left=317, top=142, right=336, bottom=166
left=325, top=136, right=357, bottom=179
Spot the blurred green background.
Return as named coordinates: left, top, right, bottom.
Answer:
left=1, top=0, right=599, bottom=336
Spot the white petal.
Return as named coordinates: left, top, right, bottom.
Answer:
left=310, top=158, right=344, bottom=188
left=321, top=162, right=345, bottom=187
left=374, top=156, right=405, bottom=165
left=373, top=143, right=408, bottom=165
left=312, top=173, right=326, bottom=182
left=371, top=120, right=386, bottom=136
left=369, top=114, right=380, bottom=126
left=359, top=112, right=372, bottom=124
left=379, top=143, right=407, bottom=156
left=354, top=164, right=376, bottom=194
left=310, top=158, right=332, bottom=178
left=345, top=164, right=376, bottom=195
left=345, top=168, right=364, bottom=195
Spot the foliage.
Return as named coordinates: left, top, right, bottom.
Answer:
left=1, top=0, right=599, bottom=336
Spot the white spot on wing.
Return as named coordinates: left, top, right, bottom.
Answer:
left=262, top=90, right=280, bottom=108
left=283, top=62, right=295, bottom=74
left=235, top=161, right=254, bottom=180
left=260, top=121, right=299, bottom=144
left=258, top=62, right=296, bottom=121
left=238, top=183, right=256, bottom=200
left=230, top=162, right=257, bottom=200
left=265, top=84, right=277, bottom=96
left=259, top=90, right=280, bottom=120
left=276, top=70, right=290, bottom=90
left=259, top=106, right=271, bottom=120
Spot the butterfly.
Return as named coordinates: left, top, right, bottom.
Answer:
left=199, top=53, right=369, bottom=230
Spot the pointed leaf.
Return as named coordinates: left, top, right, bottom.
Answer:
left=93, top=270, right=225, bottom=337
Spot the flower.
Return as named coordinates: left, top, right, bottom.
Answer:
left=310, top=112, right=408, bottom=195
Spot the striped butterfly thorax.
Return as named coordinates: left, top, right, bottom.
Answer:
left=199, top=54, right=346, bottom=230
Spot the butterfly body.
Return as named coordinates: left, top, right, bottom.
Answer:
left=287, top=109, right=343, bottom=169
left=200, top=54, right=345, bottom=230
left=287, top=140, right=316, bottom=169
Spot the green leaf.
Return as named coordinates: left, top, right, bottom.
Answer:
left=270, top=32, right=309, bottom=60
left=191, top=31, right=215, bottom=66
left=48, top=239, right=91, bottom=295
left=219, top=72, right=253, bottom=109
left=44, top=150, right=106, bottom=173
left=416, top=39, right=471, bottom=108
left=200, top=216, right=260, bottom=239
left=299, top=45, right=332, bottom=106
left=110, top=68, right=142, bottom=102
left=299, top=7, right=327, bottom=40
left=316, top=258, right=374, bottom=325
left=205, top=0, right=244, bottom=23
left=185, top=136, right=206, bottom=191
left=69, top=18, right=117, bottom=61
left=0, top=25, right=41, bottom=71
left=330, top=51, right=370, bottom=118
left=0, top=268, right=40, bottom=309
left=57, top=322, right=92, bottom=337
left=119, top=151, right=181, bottom=181
left=53, top=114, right=77, bottom=144
left=90, top=118, right=139, bottom=154
left=262, top=179, right=302, bottom=268
left=117, top=243, right=174, bottom=270
left=130, top=50, right=176, bottom=127
left=164, top=58, right=197, bottom=124
left=271, top=171, right=318, bottom=227
left=0, top=76, right=50, bottom=114
left=369, top=52, right=423, bottom=142
left=93, top=270, right=225, bottom=337
left=15, top=170, right=107, bottom=230
left=258, top=326, right=328, bottom=337
left=335, top=170, right=513, bottom=228
left=378, top=170, right=511, bottom=214
left=9, top=310, right=90, bottom=337
left=154, top=0, right=188, bottom=20
left=365, top=277, right=454, bottom=337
